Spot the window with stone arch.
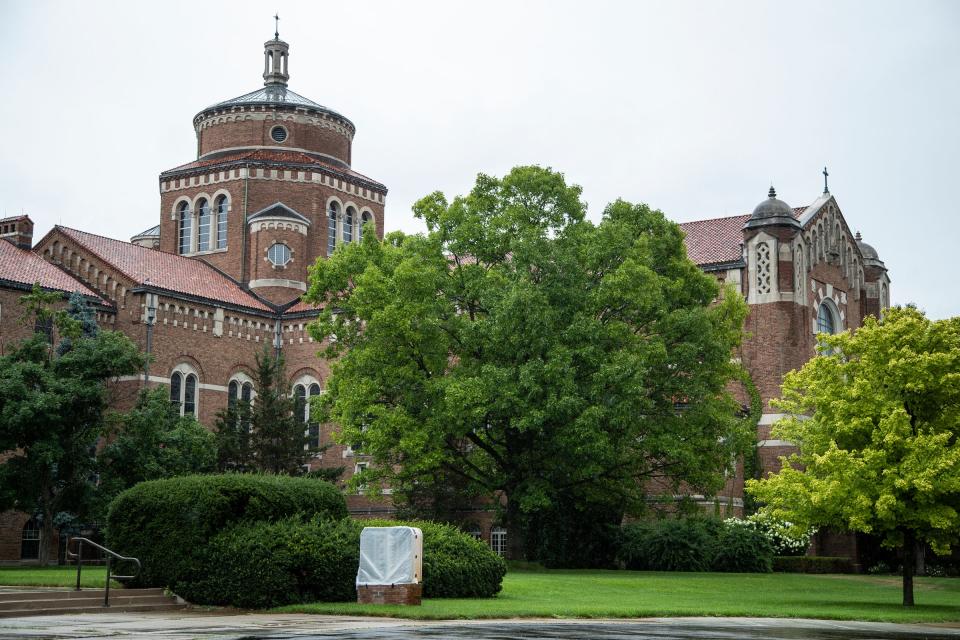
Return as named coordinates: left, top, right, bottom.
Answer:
left=197, top=198, right=212, bottom=251
left=816, top=298, right=842, bottom=355
left=344, top=206, right=356, bottom=244
left=170, top=365, right=199, bottom=418
left=359, top=210, right=374, bottom=242
left=177, top=201, right=191, bottom=254
left=755, top=241, right=772, bottom=295
left=215, top=195, right=229, bottom=249
left=327, top=201, right=340, bottom=256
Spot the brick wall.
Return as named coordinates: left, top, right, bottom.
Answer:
left=197, top=113, right=353, bottom=165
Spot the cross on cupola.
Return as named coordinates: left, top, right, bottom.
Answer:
left=263, top=16, right=289, bottom=87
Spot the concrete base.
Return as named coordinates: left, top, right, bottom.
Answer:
left=357, top=583, right=422, bottom=606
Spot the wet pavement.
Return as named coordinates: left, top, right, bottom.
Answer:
left=0, top=613, right=958, bottom=640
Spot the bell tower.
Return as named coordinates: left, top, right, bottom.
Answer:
left=263, top=16, right=289, bottom=88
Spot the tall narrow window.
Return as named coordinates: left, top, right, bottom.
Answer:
left=228, top=380, right=239, bottom=408
left=215, top=195, right=228, bottom=249
left=294, top=384, right=307, bottom=423
left=344, top=206, right=355, bottom=243
left=197, top=199, right=211, bottom=252
left=327, top=202, right=339, bottom=256
left=184, top=374, right=197, bottom=417
left=177, top=202, right=191, bottom=254
left=490, top=528, right=507, bottom=557
left=359, top=211, right=373, bottom=242
left=170, top=371, right=183, bottom=407
left=241, top=382, right=253, bottom=403
left=817, top=303, right=836, bottom=335
left=20, top=520, right=40, bottom=560
left=307, top=383, right=322, bottom=449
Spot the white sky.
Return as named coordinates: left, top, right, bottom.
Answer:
left=1, top=1, right=957, bottom=318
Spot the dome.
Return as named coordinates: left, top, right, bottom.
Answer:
left=744, top=186, right=801, bottom=229
left=855, top=232, right=886, bottom=269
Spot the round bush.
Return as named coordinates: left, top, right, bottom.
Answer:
left=617, top=522, right=654, bottom=570
left=711, top=524, right=773, bottom=573
left=180, top=517, right=360, bottom=608
left=105, top=474, right=347, bottom=588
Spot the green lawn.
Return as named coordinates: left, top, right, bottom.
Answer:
left=278, top=569, right=960, bottom=624
left=0, top=565, right=120, bottom=589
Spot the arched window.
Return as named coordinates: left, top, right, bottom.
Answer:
left=170, top=368, right=198, bottom=417
left=170, top=371, right=182, bottom=406
left=197, top=198, right=211, bottom=252
left=177, top=202, right=191, bottom=254
left=20, top=519, right=40, bottom=560
left=344, top=206, right=355, bottom=243
left=228, top=380, right=239, bottom=408
left=359, top=211, right=374, bottom=242
left=327, top=202, right=339, bottom=256
left=817, top=303, right=836, bottom=335
left=215, top=195, right=228, bottom=249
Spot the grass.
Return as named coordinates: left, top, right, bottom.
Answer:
left=0, top=565, right=121, bottom=589
left=278, top=569, right=960, bottom=624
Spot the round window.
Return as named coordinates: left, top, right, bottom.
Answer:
left=267, top=243, right=291, bottom=267
left=270, top=125, right=288, bottom=143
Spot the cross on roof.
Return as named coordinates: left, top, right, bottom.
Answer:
left=823, top=166, right=830, bottom=194
left=274, top=13, right=280, bottom=39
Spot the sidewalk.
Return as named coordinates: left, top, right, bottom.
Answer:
left=0, top=612, right=958, bottom=640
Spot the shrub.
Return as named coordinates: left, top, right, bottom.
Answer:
left=711, top=524, right=773, bottom=573
left=179, top=517, right=360, bottom=608
left=106, top=474, right=347, bottom=588
left=366, top=519, right=506, bottom=598
left=772, top=556, right=855, bottom=574
left=621, top=519, right=717, bottom=572
left=725, top=513, right=814, bottom=556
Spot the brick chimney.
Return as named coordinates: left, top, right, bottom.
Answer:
left=0, top=215, right=34, bottom=249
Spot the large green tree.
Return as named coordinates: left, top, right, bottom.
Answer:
left=96, top=388, right=217, bottom=514
left=305, top=166, right=749, bottom=561
left=0, top=287, right=143, bottom=564
left=747, top=307, right=960, bottom=606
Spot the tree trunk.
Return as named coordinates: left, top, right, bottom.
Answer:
left=504, top=491, right=525, bottom=561
left=902, top=530, right=915, bottom=607
left=39, top=504, right=54, bottom=567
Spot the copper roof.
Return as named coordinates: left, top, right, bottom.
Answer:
left=0, top=239, right=100, bottom=299
left=196, top=86, right=354, bottom=131
left=55, top=227, right=272, bottom=312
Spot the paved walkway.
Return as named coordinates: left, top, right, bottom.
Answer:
left=0, top=613, right=959, bottom=640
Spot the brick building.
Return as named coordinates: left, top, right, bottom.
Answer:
left=0, top=33, right=889, bottom=563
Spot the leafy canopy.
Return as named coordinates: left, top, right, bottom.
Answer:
left=748, top=307, right=960, bottom=551
left=305, top=166, right=748, bottom=557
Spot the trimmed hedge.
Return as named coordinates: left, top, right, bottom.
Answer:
left=106, top=474, right=347, bottom=588
left=179, top=517, right=360, bottom=608
left=773, top=555, right=855, bottom=574
left=174, top=517, right=505, bottom=607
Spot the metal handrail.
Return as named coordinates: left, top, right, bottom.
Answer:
left=66, top=537, right=141, bottom=607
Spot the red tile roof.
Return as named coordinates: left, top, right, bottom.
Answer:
left=160, top=149, right=386, bottom=191
left=679, top=215, right=750, bottom=267
left=679, top=206, right=808, bottom=268
left=0, top=239, right=100, bottom=298
left=55, top=227, right=272, bottom=312
left=285, top=298, right=322, bottom=314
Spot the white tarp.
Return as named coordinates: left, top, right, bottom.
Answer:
left=356, top=526, right=423, bottom=586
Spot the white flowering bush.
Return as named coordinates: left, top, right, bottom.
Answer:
left=724, top=513, right=815, bottom=556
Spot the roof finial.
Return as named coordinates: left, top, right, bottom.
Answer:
left=822, top=166, right=829, bottom=195
left=274, top=13, right=280, bottom=40
left=855, top=231, right=862, bottom=241
left=768, top=185, right=777, bottom=199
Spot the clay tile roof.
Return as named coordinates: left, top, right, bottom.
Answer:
left=160, top=149, right=386, bottom=191
left=679, top=214, right=750, bottom=267
left=0, top=239, right=100, bottom=298
left=284, top=298, right=322, bottom=314
left=56, top=227, right=272, bottom=312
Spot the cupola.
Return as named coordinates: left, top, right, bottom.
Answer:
left=744, top=186, right=801, bottom=230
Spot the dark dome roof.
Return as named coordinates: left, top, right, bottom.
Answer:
left=745, top=186, right=801, bottom=229
left=195, top=86, right=354, bottom=131
left=855, top=232, right=885, bottom=269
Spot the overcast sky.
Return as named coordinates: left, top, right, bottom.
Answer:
left=1, top=1, right=957, bottom=318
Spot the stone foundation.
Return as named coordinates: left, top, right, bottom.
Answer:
left=357, top=583, right=422, bottom=606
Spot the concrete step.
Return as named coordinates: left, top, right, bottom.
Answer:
left=0, top=588, right=185, bottom=618
left=0, top=602, right=185, bottom=617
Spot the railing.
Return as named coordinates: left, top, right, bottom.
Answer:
left=66, top=537, right=141, bottom=607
